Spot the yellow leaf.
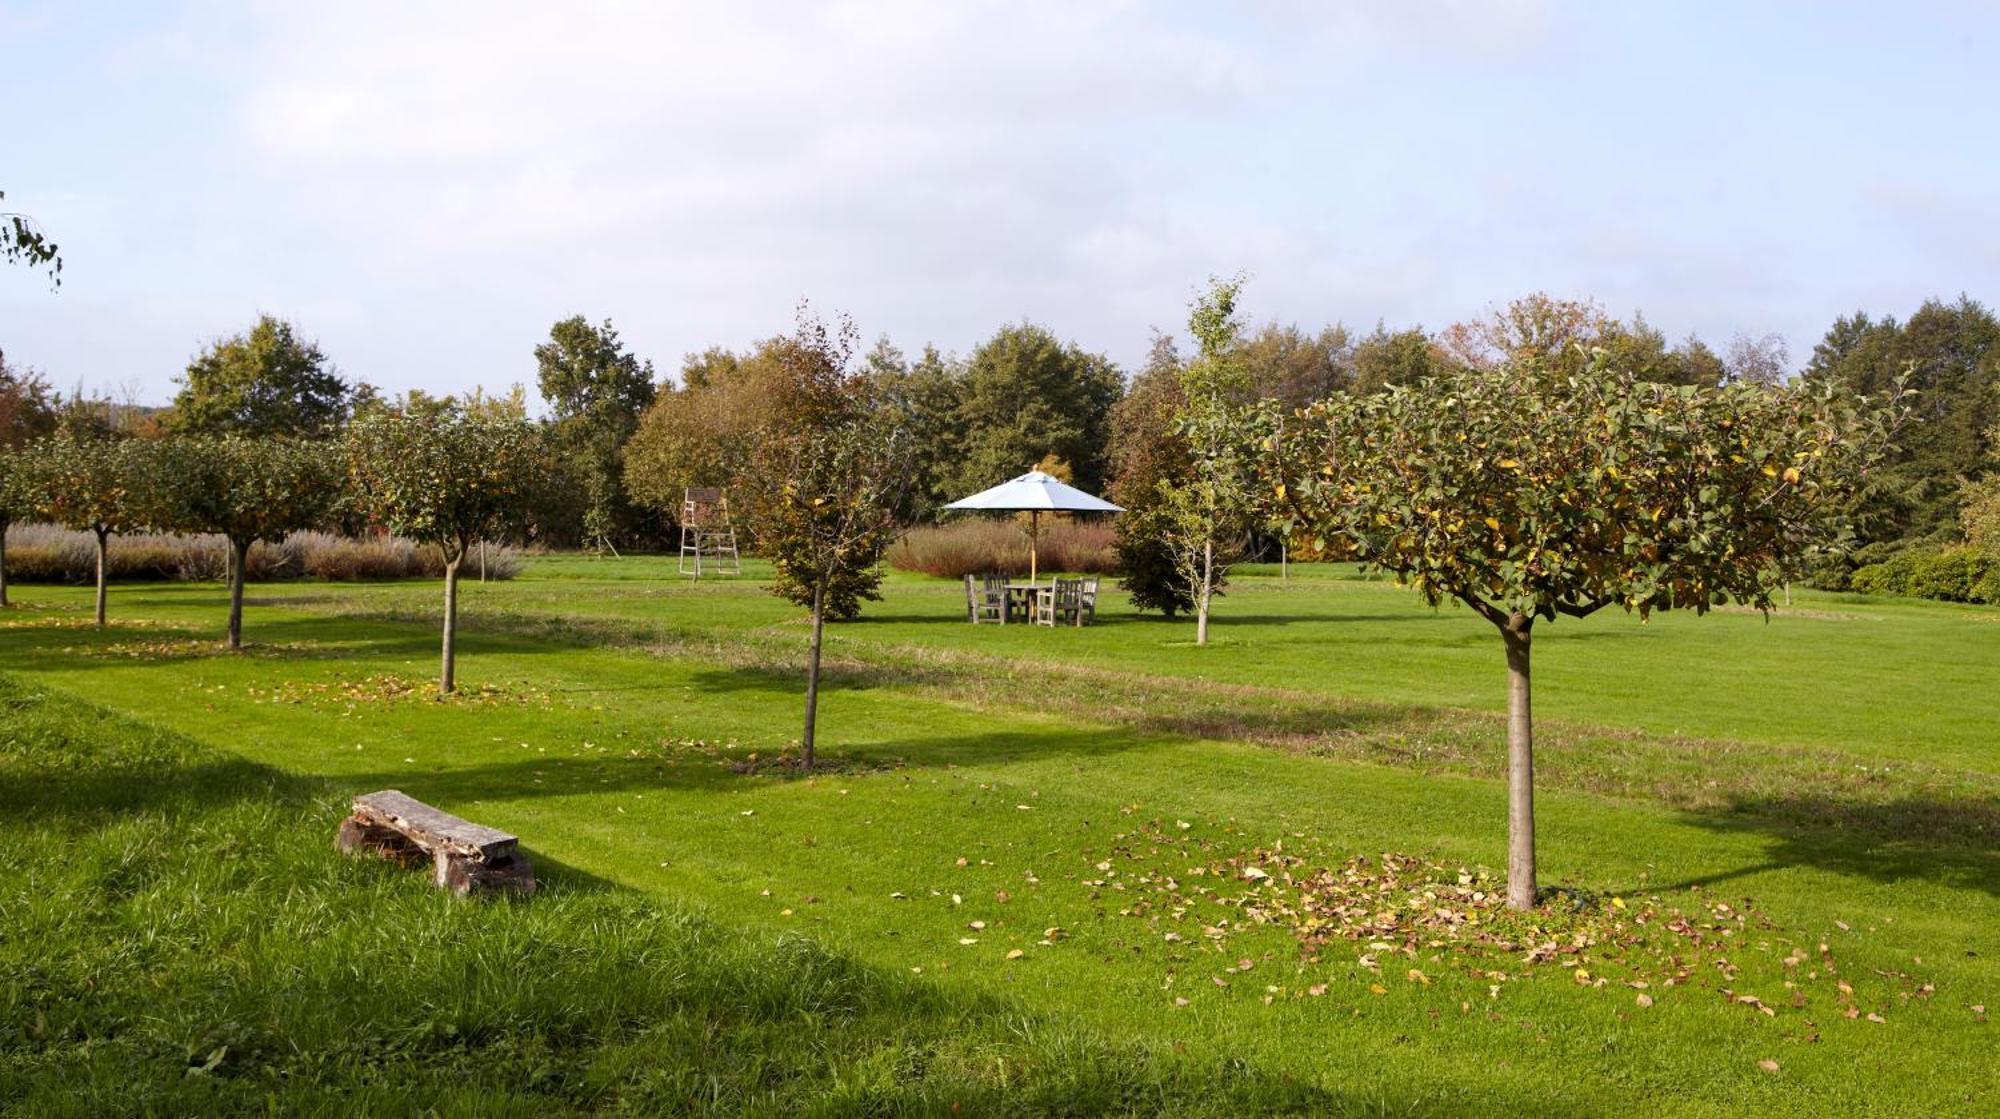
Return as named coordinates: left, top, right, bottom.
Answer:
left=1368, top=983, right=1387, bottom=995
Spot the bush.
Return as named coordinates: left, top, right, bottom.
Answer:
left=888, top=518, right=1117, bottom=579
left=1850, top=546, right=1996, bottom=604
left=0, top=523, right=520, bottom=584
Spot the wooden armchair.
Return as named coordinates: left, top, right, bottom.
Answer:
left=1078, top=576, right=1100, bottom=625
left=966, top=573, right=1008, bottom=624
left=1035, top=577, right=1086, bottom=627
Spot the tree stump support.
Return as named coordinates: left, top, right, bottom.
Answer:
left=335, top=789, right=535, bottom=896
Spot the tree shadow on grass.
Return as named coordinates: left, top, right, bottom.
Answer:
left=2, top=673, right=1506, bottom=1116
left=1666, top=792, right=2000, bottom=899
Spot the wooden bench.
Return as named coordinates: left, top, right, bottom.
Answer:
left=335, top=790, right=536, bottom=896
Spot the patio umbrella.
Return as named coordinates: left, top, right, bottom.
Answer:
left=943, top=469, right=1124, bottom=581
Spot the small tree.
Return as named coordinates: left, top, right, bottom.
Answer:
left=17, top=433, right=158, bottom=624
left=1155, top=276, right=1267, bottom=645
left=1272, top=351, right=1899, bottom=909
left=346, top=409, right=543, bottom=694
left=161, top=435, right=345, bottom=648
left=741, top=308, right=906, bottom=771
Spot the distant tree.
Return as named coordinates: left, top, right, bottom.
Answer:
left=864, top=337, right=966, bottom=522
left=1, top=190, right=61, bottom=288
left=1110, top=333, right=1200, bottom=616
left=16, top=432, right=159, bottom=624
left=1239, top=322, right=1354, bottom=409
left=0, top=350, right=57, bottom=448
left=0, top=451, right=25, bottom=607
left=1272, top=351, right=1901, bottom=909
left=1671, top=333, right=1728, bottom=388
left=740, top=308, right=907, bottom=771
left=1436, top=293, right=1609, bottom=372
left=623, top=339, right=793, bottom=525
left=160, top=435, right=344, bottom=648
left=1803, top=298, right=2000, bottom=543
left=535, top=316, right=657, bottom=551
left=952, top=324, right=1121, bottom=496
left=1350, top=324, right=1441, bottom=393
left=346, top=409, right=544, bottom=694
left=1155, top=276, right=1267, bottom=646
left=1724, top=331, right=1790, bottom=386
left=172, top=316, right=351, bottom=437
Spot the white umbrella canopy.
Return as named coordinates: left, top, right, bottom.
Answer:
left=944, top=470, right=1124, bottom=581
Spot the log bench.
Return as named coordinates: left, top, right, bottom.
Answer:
left=335, top=790, right=535, bottom=896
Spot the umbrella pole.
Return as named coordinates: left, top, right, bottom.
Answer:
left=1030, top=510, right=1039, bottom=582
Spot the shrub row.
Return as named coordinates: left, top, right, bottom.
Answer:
left=1848, top=546, right=2000, bottom=604
left=888, top=518, right=1119, bottom=579
left=0, top=523, right=521, bottom=584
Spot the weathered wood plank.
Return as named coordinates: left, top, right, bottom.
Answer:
left=352, top=789, right=516, bottom=859
left=336, top=789, right=535, bottom=896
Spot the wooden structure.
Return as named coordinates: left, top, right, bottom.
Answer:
left=678, top=487, right=741, bottom=579
left=335, top=790, right=535, bottom=896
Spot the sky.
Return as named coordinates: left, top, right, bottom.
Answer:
left=4, top=1, right=1998, bottom=408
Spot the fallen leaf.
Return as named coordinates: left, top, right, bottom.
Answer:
left=1005, top=949, right=1025, bottom=960
left=1407, top=969, right=1431, bottom=985
left=1308, top=984, right=1328, bottom=997
left=1369, top=983, right=1388, bottom=995
left=1757, top=1059, right=1780, bottom=1073
left=1635, top=993, right=1654, bottom=1008
left=958, top=938, right=978, bottom=946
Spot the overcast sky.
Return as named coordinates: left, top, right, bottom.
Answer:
left=4, top=1, right=1998, bottom=407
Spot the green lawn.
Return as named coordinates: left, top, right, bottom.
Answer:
left=2, top=560, right=1994, bottom=1115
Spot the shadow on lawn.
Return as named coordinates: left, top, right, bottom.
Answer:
left=2, top=672, right=1485, bottom=1116
left=1669, top=792, right=2000, bottom=898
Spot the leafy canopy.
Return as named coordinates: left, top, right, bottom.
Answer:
left=345, top=409, right=544, bottom=561
left=15, top=432, right=160, bottom=536
left=1273, top=350, right=1900, bottom=626
left=159, top=435, right=346, bottom=546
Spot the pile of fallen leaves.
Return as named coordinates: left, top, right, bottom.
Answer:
left=240, top=674, right=556, bottom=709
left=1086, top=820, right=1937, bottom=1023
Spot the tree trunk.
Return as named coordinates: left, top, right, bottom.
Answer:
left=802, top=581, right=826, bottom=771
left=440, top=553, right=461, bottom=696
left=1195, top=537, right=1213, bottom=646
left=1280, top=539, right=1288, bottom=582
left=480, top=540, right=488, bottom=583
left=227, top=537, right=250, bottom=650
left=93, top=527, right=109, bottom=626
left=0, top=520, right=10, bottom=608
left=1502, top=614, right=1536, bottom=910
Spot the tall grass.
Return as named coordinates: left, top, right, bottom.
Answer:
left=0, top=524, right=521, bottom=584
left=889, top=518, right=1118, bottom=579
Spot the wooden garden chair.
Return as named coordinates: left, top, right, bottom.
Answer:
left=967, top=573, right=1008, bottom=624
left=1078, top=576, right=1100, bottom=625
left=1035, top=577, right=1086, bottom=627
